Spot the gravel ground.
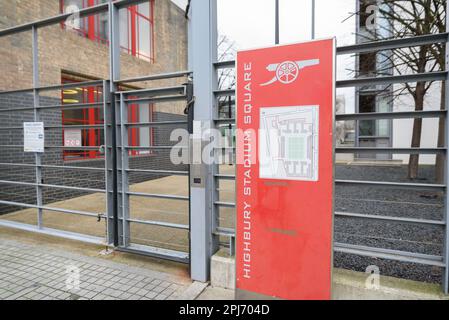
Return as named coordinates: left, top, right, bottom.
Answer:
left=334, top=164, right=444, bottom=284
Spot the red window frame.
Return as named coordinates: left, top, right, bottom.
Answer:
left=60, top=0, right=155, bottom=62
left=61, top=78, right=104, bottom=161
left=61, top=77, right=154, bottom=161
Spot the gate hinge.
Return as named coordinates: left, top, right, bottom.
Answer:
left=184, top=96, right=195, bottom=115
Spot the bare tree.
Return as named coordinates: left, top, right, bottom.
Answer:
left=217, top=34, right=237, bottom=90
left=217, top=34, right=237, bottom=118
left=355, top=0, right=445, bottom=180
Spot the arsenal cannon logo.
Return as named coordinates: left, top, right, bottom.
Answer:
left=260, top=59, right=320, bottom=86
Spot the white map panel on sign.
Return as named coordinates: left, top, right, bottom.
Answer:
left=259, top=106, right=319, bottom=181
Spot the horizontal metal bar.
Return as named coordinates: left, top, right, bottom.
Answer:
left=127, top=191, right=189, bottom=201
left=335, top=179, right=445, bottom=191
left=125, top=169, right=189, bottom=176
left=0, top=88, right=34, bottom=95
left=358, top=135, right=390, bottom=140
left=210, top=74, right=447, bottom=90
left=122, top=146, right=187, bottom=150
left=0, top=124, right=105, bottom=130
left=214, top=89, right=235, bottom=97
left=214, top=227, right=236, bottom=238
left=0, top=200, right=104, bottom=219
left=214, top=147, right=236, bottom=150
left=215, top=201, right=236, bottom=208
left=40, top=164, right=105, bottom=171
left=0, top=102, right=105, bottom=113
left=337, top=33, right=449, bottom=55
left=214, top=118, right=236, bottom=123
left=113, top=0, right=150, bottom=9
left=213, top=33, right=448, bottom=70
left=334, top=243, right=445, bottom=267
left=215, top=174, right=236, bottom=180
left=118, top=86, right=186, bottom=97
left=335, top=212, right=446, bottom=226
left=0, top=126, right=23, bottom=131
left=124, top=121, right=187, bottom=127
left=50, top=124, right=105, bottom=130
left=0, top=220, right=106, bottom=246
left=121, top=95, right=187, bottom=104
left=0, top=180, right=105, bottom=193
left=116, top=70, right=192, bottom=84
left=116, top=244, right=189, bottom=264
left=0, top=106, right=35, bottom=113
left=0, top=163, right=104, bottom=171
left=0, top=80, right=104, bottom=96
left=336, top=110, right=447, bottom=121
left=214, top=60, right=236, bottom=69
left=127, top=218, right=189, bottom=230
left=222, top=146, right=445, bottom=154
left=209, top=226, right=445, bottom=267
left=0, top=3, right=107, bottom=37
left=40, top=102, right=105, bottom=110
left=0, top=163, right=37, bottom=168
left=213, top=34, right=449, bottom=70
left=0, top=145, right=102, bottom=150
left=216, top=175, right=447, bottom=191
left=337, top=72, right=447, bottom=88
left=0, top=0, right=146, bottom=37
left=336, top=147, right=446, bottom=155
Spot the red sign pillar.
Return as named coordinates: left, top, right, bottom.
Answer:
left=235, top=39, right=336, bottom=300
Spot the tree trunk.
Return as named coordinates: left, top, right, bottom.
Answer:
left=435, top=82, right=446, bottom=184
left=408, top=82, right=426, bottom=179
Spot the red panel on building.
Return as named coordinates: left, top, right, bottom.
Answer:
left=235, top=39, right=335, bottom=300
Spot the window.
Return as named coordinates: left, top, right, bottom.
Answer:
left=359, top=94, right=377, bottom=137
left=61, top=77, right=104, bottom=161
left=61, top=76, right=154, bottom=161
left=60, top=0, right=154, bottom=62
left=359, top=52, right=377, bottom=76
left=359, top=0, right=377, bottom=29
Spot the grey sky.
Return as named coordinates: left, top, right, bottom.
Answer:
left=171, top=0, right=357, bottom=112
left=171, top=0, right=357, bottom=49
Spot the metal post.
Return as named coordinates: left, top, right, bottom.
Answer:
left=186, top=80, right=194, bottom=268
left=311, top=0, right=315, bottom=40
left=443, top=0, right=449, bottom=295
left=103, top=80, right=114, bottom=244
left=108, top=1, right=121, bottom=247
left=188, top=0, right=219, bottom=282
left=120, top=94, right=130, bottom=247
left=275, top=0, right=280, bottom=44
left=32, top=26, right=43, bottom=229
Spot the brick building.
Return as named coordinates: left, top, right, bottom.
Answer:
left=0, top=0, right=188, bottom=214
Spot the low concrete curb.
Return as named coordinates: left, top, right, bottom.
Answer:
left=211, top=249, right=449, bottom=300
left=333, top=269, right=449, bottom=300
left=175, top=282, right=209, bottom=300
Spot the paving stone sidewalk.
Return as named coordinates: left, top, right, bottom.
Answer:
left=0, top=238, right=202, bottom=300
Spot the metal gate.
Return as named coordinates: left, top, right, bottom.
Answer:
left=0, top=80, right=110, bottom=245
left=0, top=0, right=194, bottom=264
left=111, top=80, right=192, bottom=263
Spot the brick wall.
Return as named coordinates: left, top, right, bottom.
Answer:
left=0, top=0, right=188, bottom=95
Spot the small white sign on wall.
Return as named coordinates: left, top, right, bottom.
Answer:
left=64, top=129, right=82, bottom=147
left=24, top=122, right=45, bottom=153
